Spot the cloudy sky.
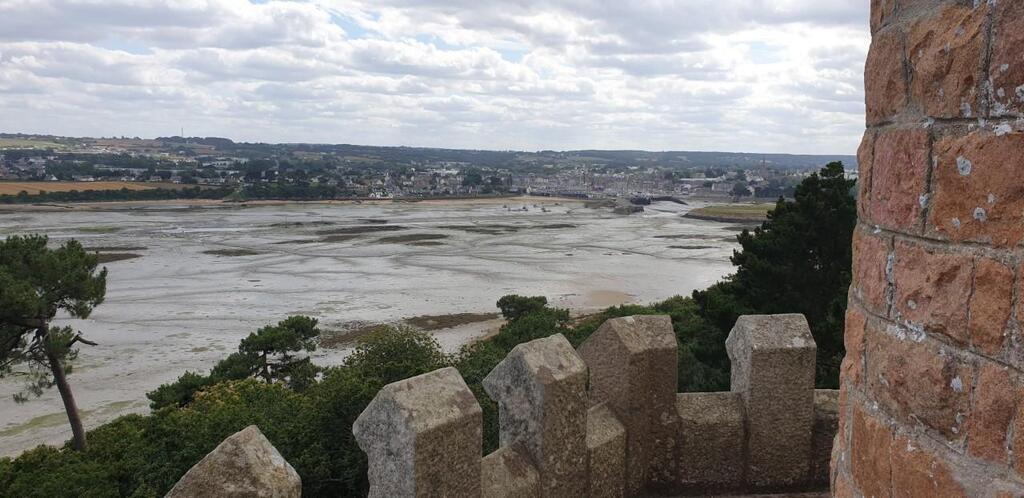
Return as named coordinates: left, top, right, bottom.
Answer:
left=0, top=0, right=870, bottom=154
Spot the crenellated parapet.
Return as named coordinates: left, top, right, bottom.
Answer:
left=167, top=314, right=835, bottom=496
left=350, top=313, right=836, bottom=497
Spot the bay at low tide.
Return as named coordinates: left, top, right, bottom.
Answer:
left=0, top=197, right=740, bottom=455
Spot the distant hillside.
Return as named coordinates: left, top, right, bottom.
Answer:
left=2, top=132, right=855, bottom=170
left=562, top=149, right=856, bottom=170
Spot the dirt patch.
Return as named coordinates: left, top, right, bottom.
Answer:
left=316, top=225, right=406, bottom=236
left=96, top=253, right=142, bottom=263
left=0, top=181, right=173, bottom=196
left=404, top=312, right=500, bottom=331
left=202, top=249, right=261, bottom=257
left=376, top=233, right=449, bottom=244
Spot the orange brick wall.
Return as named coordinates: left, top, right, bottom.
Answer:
left=833, top=0, right=1024, bottom=496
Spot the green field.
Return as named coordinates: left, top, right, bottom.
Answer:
left=687, top=203, right=774, bottom=222
left=0, top=138, right=67, bottom=149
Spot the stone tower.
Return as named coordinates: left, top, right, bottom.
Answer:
left=833, top=0, right=1024, bottom=495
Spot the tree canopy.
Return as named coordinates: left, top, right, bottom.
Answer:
left=148, top=316, right=322, bottom=409
left=0, top=235, right=108, bottom=450
left=694, top=161, right=856, bottom=386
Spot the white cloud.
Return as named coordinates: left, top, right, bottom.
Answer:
left=0, top=0, right=870, bottom=154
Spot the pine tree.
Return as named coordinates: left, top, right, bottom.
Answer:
left=0, top=235, right=107, bottom=450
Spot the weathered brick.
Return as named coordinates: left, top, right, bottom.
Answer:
left=927, top=130, right=1024, bottom=247
left=891, top=433, right=965, bottom=497
left=851, top=228, right=890, bottom=314
left=1012, top=392, right=1024, bottom=474
left=891, top=240, right=971, bottom=344
left=990, top=0, right=1024, bottom=117
left=833, top=384, right=851, bottom=477
left=832, top=469, right=856, bottom=498
left=866, top=127, right=930, bottom=232
left=865, top=320, right=973, bottom=440
left=841, top=306, right=867, bottom=387
left=968, top=258, right=1013, bottom=356
left=865, top=28, right=908, bottom=125
left=907, top=3, right=986, bottom=118
left=857, top=131, right=876, bottom=220
left=966, top=362, right=1016, bottom=464
left=870, top=0, right=897, bottom=34
left=850, top=405, right=892, bottom=498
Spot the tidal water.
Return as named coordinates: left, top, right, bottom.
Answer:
left=0, top=198, right=741, bottom=455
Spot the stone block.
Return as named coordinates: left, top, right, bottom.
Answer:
left=990, top=0, right=1024, bottom=117
left=832, top=468, right=856, bottom=498
left=841, top=306, right=867, bottom=387
left=890, top=239, right=972, bottom=344
left=1014, top=396, right=1024, bottom=474
left=966, top=361, right=1017, bottom=464
left=726, top=314, right=816, bottom=488
left=968, top=258, right=1013, bottom=356
left=850, top=405, right=892, bottom=498
left=864, top=321, right=972, bottom=441
left=586, top=403, right=626, bottom=498
left=578, top=314, right=678, bottom=495
left=674, top=392, right=745, bottom=491
left=850, top=227, right=891, bottom=315
left=811, top=390, right=840, bottom=487
left=866, top=127, right=930, bottom=232
left=481, top=445, right=540, bottom=498
left=857, top=131, right=876, bottom=220
left=865, top=27, right=908, bottom=125
left=870, top=0, right=896, bottom=33
left=483, top=334, right=588, bottom=497
left=353, top=367, right=482, bottom=498
left=907, top=3, right=986, bottom=118
left=166, top=425, right=301, bottom=498
left=927, top=130, right=1024, bottom=247
left=890, top=433, right=965, bottom=496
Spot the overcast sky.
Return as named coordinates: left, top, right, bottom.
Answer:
left=0, top=0, right=870, bottom=154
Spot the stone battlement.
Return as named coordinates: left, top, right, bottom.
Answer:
left=165, top=313, right=837, bottom=497
left=352, top=313, right=837, bottom=497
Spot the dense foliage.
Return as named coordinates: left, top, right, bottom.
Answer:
left=0, top=163, right=855, bottom=495
left=147, top=316, right=322, bottom=410
left=693, top=162, right=856, bottom=387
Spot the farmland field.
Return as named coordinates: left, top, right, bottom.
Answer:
left=0, top=138, right=68, bottom=149
left=0, top=181, right=182, bottom=195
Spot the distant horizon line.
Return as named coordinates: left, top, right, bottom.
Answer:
left=0, top=131, right=856, bottom=158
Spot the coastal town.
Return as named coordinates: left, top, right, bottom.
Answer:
left=0, top=134, right=855, bottom=202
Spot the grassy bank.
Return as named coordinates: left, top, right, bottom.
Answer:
left=685, top=203, right=774, bottom=223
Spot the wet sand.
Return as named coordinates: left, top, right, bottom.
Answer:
left=0, top=198, right=737, bottom=455
left=0, top=195, right=580, bottom=213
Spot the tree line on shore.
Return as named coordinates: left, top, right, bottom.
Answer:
left=0, top=163, right=855, bottom=497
